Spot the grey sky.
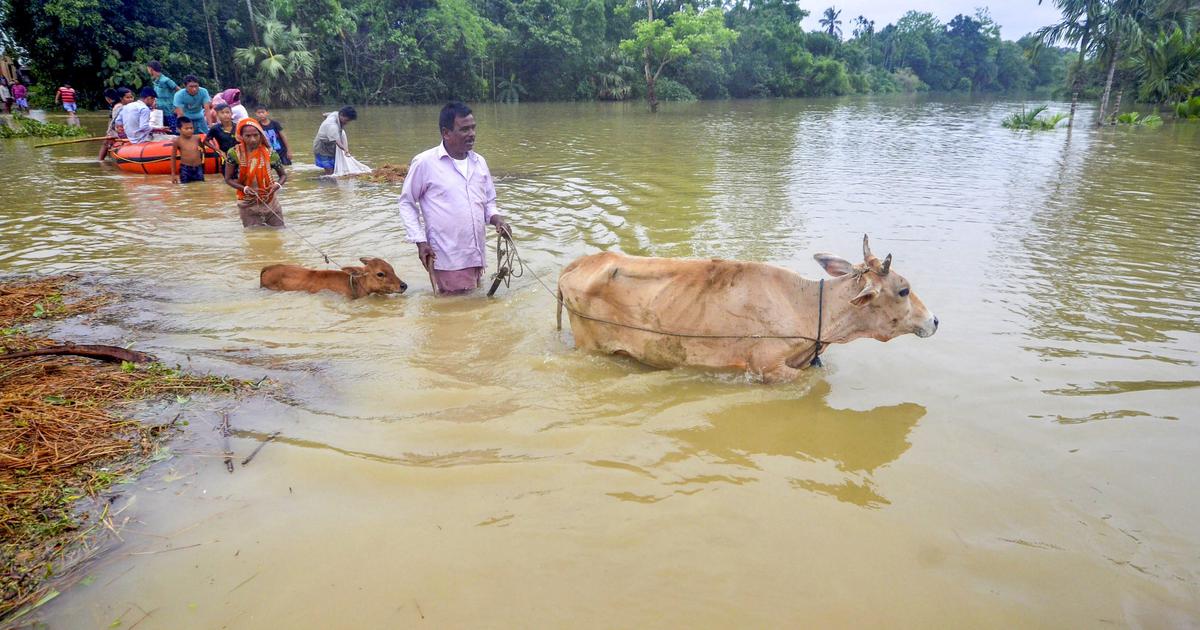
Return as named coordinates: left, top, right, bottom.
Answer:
left=799, top=1, right=1066, bottom=41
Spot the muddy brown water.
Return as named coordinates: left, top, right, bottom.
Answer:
left=2, top=97, right=1198, bottom=627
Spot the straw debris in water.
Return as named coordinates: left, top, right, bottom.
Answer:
left=0, top=276, right=246, bottom=622
left=363, top=162, right=409, bottom=184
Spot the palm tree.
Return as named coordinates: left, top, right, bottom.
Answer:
left=233, top=14, right=316, bottom=106
left=852, top=15, right=875, bottom=40
left=1036, top=0, right=1104, bottom=127
left=497, top=72, right=526, bottom=103
left=820, top=7, right=843, bottom=39
left=1134, top=27, right=1200, bottom=103
left=1092, top=0, right=1157, bottom=126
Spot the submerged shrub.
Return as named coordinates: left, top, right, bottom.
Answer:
left=0, top=114, right=89, bottom=139
left=1001, top=105, right=1066, bottom=130
left=1175, top=96, right=1200, bottom=120
left=655, top=78, right=698, bottom=102
left=1116, top=112, right=1164, bottom=127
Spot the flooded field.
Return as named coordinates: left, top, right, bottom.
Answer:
left=2, top=96, right=1198, bottom=627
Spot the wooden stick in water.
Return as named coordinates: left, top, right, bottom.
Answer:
left=220, top=413, right=234, bottom=473
left=241, top=431, right=280, bottom=467
left=33, top=135, right=112, bottom=148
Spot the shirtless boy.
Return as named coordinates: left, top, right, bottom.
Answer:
left=170, top=117, right=207, bottom=184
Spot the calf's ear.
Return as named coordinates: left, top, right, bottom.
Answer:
left=814, top=253, right=854, bottom=277
left=359, top=257, right=375, bottom=266
left=850, top=279, right=878, bottom=307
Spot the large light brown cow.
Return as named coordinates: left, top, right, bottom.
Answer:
left=261, top=257, right=407, bottom=299
left=556, top=235, right=937, bottom=383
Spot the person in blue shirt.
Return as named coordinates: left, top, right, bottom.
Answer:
left=173, top=75, right=212, bottom=134
left=146, top=60, right=180, bottom=132
left=254, top=105, right=293, bottom=165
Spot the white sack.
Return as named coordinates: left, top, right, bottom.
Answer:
left=333, top=147, right=372, bottom=177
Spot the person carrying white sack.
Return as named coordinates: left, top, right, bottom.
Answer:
left=313, top=106, right=359, bottom=175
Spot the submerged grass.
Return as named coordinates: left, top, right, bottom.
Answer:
left=0, top=114, right=89, bottom=139
left=0, top=276, right=247, bottom=622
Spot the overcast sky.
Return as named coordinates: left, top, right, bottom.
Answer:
left=799, top=1, right=1065, bottom=41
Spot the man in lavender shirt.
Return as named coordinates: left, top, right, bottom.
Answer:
left=399, top=102, right=512, bottom=294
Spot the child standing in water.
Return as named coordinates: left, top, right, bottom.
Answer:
left=254, top=106, right=293, bottom=165
left=224, top=118, right=288, bottom=227
left=170, top=118, right=207, bottom=184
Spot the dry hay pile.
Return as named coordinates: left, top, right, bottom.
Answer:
left=363, top=162, right=408, bottom=184
left=0, top=276, right=243, bottom=621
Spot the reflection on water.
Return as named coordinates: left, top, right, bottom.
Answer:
left=3, top=98, right=1198, bottom=626
left=660, top=381, right=924, bottom=507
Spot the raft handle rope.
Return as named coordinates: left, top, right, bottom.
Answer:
left=498, top=233, right=828, bottom=367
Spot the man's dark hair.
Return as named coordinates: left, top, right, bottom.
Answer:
left=103, top=88, right=119, bottom=102
left=256, top=105, right=269, bottom=112
left=214, top=103, right=230, bottom=112
left=147, top=60, right=163, bottom=73
left=63, top=82, right=71, bottom=88
left=183, top=74, right=199, bottom=86
left=338, top=106, right=357, bottom=120
left=139, top=86, right=156, bottom=99
left=439, top=101, right=472, bottom=133
left=178, top=117, right=194, bottom=127
left=116, top=87, right=132, bottom=98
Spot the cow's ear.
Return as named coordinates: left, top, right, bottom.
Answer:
left=342, top=266, right=364, bottom=275
left=359, top=257, right=374, bottom=266
left=814, top=253, right=854, bottom=277
left=850, top=279, right=878, bottom=307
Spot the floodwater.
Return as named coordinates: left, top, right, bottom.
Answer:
left=2, top=97, right=1198, bottom=627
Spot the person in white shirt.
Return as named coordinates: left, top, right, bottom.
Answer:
left=120, top=87, right=158, bottom=144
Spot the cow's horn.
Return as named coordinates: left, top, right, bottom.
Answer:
left=862, top=234, right=880, bottom=268
left=880, top=254, right=892, bottom=275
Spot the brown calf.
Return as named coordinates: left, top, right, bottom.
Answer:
left=260, top=257, right=407, bottom=299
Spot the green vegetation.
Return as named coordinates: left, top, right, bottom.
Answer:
left=1002, top=104, right=1069, bottom=129
left=619, top=6, right=736, bottom=111
left=2, top=0, right=1196, bottom=111
left=1115, top=111, right=1163, bottom=125
left=0, top=114, right=88, bottom=139
left=1037, top=0, right=1200, bottom=125
left=1, top=0, right=1082, bottom=108
left=1176, top=95, right=1200, bottom=118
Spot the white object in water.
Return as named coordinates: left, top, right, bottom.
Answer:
left=333, top=147, right=372, bottom=177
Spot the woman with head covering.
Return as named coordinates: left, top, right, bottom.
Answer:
left=212, top=88, right=249, bottom=124
left=224, top=118, right=288, bottom=228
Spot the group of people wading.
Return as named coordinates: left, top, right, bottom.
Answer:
left=91, top=60, right=511, bottom=296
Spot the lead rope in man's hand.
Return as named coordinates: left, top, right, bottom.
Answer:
left=487, top=230, right=524, bottom=297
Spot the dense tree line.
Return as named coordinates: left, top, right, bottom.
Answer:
left=0, top=0, right=1194, bottom=111
left=1037, top=0, right=1200, bottom=124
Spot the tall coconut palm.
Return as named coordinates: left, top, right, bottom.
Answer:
left=233, top=14, right=316, bottom=106
left=1037, top=0, right=1104, bottom=127
left=1093, top=0, right=1155, bottom=126
left=820, top=7, right=843, bottom=39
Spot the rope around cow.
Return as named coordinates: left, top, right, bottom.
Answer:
left=492, top=231, right=827, bottom=368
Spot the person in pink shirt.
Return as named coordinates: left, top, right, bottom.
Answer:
left=398, top=102, right=512, bottom=295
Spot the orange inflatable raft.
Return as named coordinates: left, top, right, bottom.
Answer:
left=109, top=135, right=222, bottom=175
